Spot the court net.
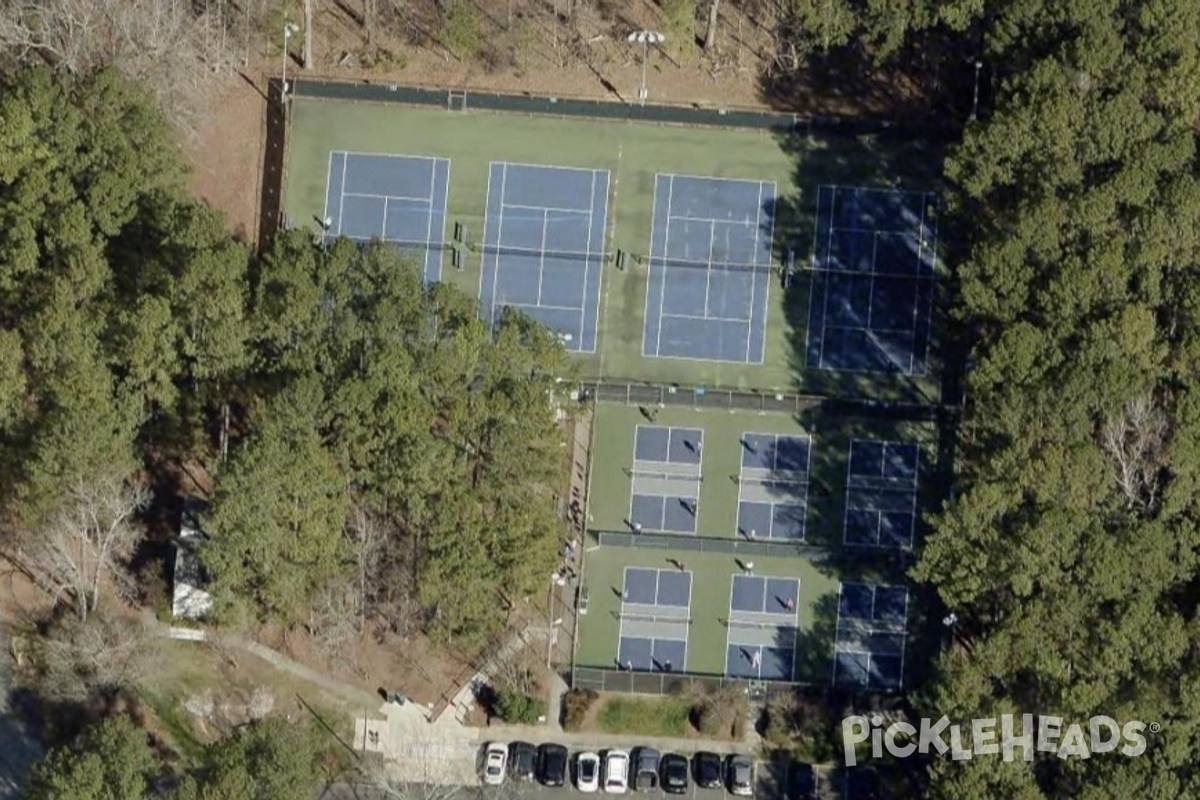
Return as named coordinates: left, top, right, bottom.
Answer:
left=617, top=612, right=693, bottom=625
left=636, top=253, right=777, bottom=275
left=463, top=242, right=613, bottom=262
left=630, top=469, right=703, bottom=484
left=725, top=618, right=795, bottom=631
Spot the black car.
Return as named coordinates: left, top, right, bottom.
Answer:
left=693, top=751, right=723, bottom=789
left=633, top=747, right=660, bottom=792
left=660, top=753, right=689, bottom=794
left=509, top=741, right=536, bottom=781
left=536, top=743, right=569, bottom=787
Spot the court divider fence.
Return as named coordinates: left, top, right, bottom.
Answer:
left=580, top=379, right=824, bottom=415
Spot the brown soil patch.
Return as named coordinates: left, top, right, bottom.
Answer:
left=254, top=621, right=476, bottom=712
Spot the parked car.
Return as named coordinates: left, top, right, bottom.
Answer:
left=604, top=749, right=630, bottom=793
left=509, top=741, right=537, bottom=781
left=726, top=754, right=754, bottom=796
left=537, top=743, right=569, bottom=787
left=693, top=751, right=723, bottom=789
left=660, top=753, right=689, bottom=794
left=577, top=751, right=601, bottom=793
left=633, top=747, right=660, bottom=792
left=483, top=742, right=507, bottom=786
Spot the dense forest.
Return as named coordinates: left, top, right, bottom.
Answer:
left=1, top=0, right=1199, bottom=797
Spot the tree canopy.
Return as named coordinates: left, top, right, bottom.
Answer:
left=23, top=715, right=156, bottom=800
left=905, top=0, right=1200, bottom=797
left=200, top=233, right=569, bottom=643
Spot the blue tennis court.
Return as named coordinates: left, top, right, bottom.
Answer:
left=628, top=425, right=703, bottom=534
left=617, top=567, right=691, bottom=672
left=844, top=440, right=919, bottom=549
left=737, top=433, right=811, bottom=540
left=724, top=575, right=799, bottom=680
left=805, top=185, right=937, bottom=375
left=642, top=174, right=775, bottom=363
left=479, top=162, right=609, bottom=353
left=323, top=151, right=449, bottom=283
left=833, top=582, right=908, bottom=690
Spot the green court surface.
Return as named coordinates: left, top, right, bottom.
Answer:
left=575, top=401, right=934, bottom=683
left=285, top=99, right=943, bottom=401
left=586, top=402, right=937, bottom=547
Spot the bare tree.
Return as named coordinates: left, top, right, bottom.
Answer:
left=34, top=611, right=164, bottom=702
left=702, top=0, right=720, bottom=50
left=22, top=476, right=150, bottom=623
left=0, top=0, right=237, bottom=131
left=1101, top=395, right=1169, bottom=513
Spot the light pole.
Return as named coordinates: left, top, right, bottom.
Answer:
left=627, top=30, right=665, bottom=106
left=281, top=22, right=299, bottom=107
left=969, top=61, right=982, bottom=120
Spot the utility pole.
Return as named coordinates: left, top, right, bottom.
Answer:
left=281, top=22, right=299, bottom=107
left=627, top=31, right=665, bottom=106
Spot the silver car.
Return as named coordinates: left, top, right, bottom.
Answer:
left=726, top=754, right=754, bottom=796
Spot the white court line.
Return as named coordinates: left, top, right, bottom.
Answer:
left=321, top=151, right=334, bottom=238
left=830, top=582, right=845, bottom=686
left=580, top=170, right=598, bottom=348
left=536, top=209, right=549, bottom=306
left=702, top=220, right=715, bottom=319
left=754, top=180, right=777, bottom=366
left=654, top=175, right=675, bottom=357
left=477, top=164, right=498, bottom=324
left=818, top=187, right=837, bottom=369
left=503, top=201, right=592, bottom=216
left=341, top=191, right=435, bottom=203
left=423, top=161, right=437, bottom=278
left=746, top=181, right=764, bottom=364
left=617, top=565, right=630, bottom=668
left=336, top=153, right=349, bottom=237
left=822, top=323, right=915, bottom=334
left=335, top=149, right=443, bottom=165
left=381, top=197, right=391, bottom=239
left=803, top=186, right=826, bottom=369
left=429, top=158, right=451, bottom=282
left=660, top=171, right=768, bottom=185
left=493, top=164, right=510, bottom=327
left=866, top=232, right=879, bottom=329
left=498, top=159, right=604, bottom=175
left=639, top=174, right=663, bottom=358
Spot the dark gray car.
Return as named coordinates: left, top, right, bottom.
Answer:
left=633, top=747, right=661, bottom=792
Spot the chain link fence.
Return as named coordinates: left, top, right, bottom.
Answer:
left=572, top=666, right=790, bottom=698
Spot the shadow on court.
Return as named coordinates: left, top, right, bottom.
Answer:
left=765, top=125, right=950, bottom=406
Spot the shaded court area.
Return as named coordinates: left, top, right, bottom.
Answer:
left=323, top=151, right=449, bottom=283
left=616, top=566, right=693, bottom=672
left=724, top=574, right=801, bottom=680
left=737, top=432, right=811, bottom=541
left=806, top=185, right=937, bottom=375
left=479, top=162, right=610, bottom=352
left=833, top=582, right=908, bottom=690
left=642, top=174, right=775, bottom=363
left=628, top=425, right=704, bottom=534
left=844, top=440, right=919, bottom=549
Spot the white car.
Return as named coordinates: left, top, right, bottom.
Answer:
left=576, top=751, right=601, bottom=792
left=483, top=742, right=508, bottom=785
left=604, top=749, right=630, bottom=794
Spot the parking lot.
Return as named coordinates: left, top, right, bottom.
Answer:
left=474, top=758, right=791, bottom=800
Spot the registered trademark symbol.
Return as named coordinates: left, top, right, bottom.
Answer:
left=1149, top=722, right=1161, bottom=734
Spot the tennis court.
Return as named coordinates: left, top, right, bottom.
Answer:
left=805, top=185, right=937, bottom=375
left=843, top=440, right=919, bottom=549
left=833, top=582, right=908, bottom=689
left=724, top=574, right=801, bottom=680
left=322, top=151, right=450, bottom=283
left=617, top=566, right=692, bottom=672
left=737, top=432, right=811, bottom=541
left=628, top=424, right=704, bottom=534
left=479, top=162, right=610, bottom=352
left=642, top=174, right=775, bottom=364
